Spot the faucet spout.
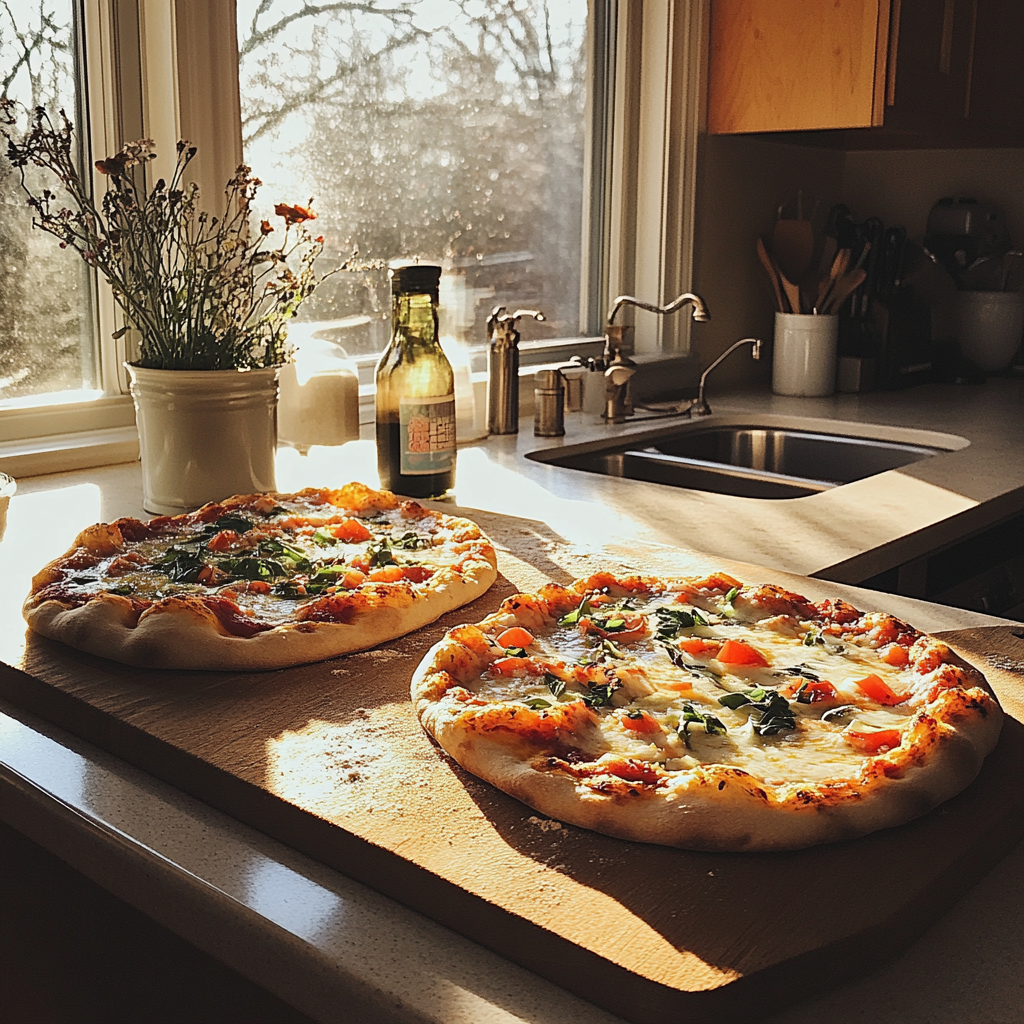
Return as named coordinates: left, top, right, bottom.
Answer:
left=689, top=337, right=761, bottom=417
left=606, top=292, right=710, bottom=325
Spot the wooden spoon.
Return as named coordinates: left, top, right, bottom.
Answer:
left=756, top=236, right=787, bottom=312
left=771, top=218, right=815, bottom=284
left=817, top=247, right=851, bottom=312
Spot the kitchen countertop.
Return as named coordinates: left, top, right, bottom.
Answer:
left=2, top=378, right=1023, bottom=1023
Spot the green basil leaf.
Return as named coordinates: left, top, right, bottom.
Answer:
left=676, top=701, right=728, bottom=748
left=522, top=697, right=552, bottom=711
left=212, top=513, right=254, bottom=535
left=581, top=682, right=615, bottom=707
left=559, top=596, right=592, bottom=627
left=545, top=674, right=566, bottom=699
left=717, top=692, right=752, bottom=709
left=601, top=638, right=625, bottom=660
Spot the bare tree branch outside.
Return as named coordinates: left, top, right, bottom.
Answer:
left=237, top=0, right=588, bottom=356
left=0, top=0, right=588, bottom=401
left=0, top=0, right=95, bottom=402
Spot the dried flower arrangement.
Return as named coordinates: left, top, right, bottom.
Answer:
left=1, top=102, right=379, bottom=371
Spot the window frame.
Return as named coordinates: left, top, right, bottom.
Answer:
left=1, top=0, right=706, bottom=475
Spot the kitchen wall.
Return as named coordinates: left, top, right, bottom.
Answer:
left=689, top=135, right=1024, bottom=389
left=841, top=148, right=1024, bottom=243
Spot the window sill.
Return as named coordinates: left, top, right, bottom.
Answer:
left=0, top=426, right=140, bottom=479
left=0, top=351, right=700, bottom=479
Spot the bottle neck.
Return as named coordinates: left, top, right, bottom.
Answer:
left=392, top=290, right=440, bottom=351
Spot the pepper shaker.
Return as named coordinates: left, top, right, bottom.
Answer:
left=533, top=368, right=565, bottom=437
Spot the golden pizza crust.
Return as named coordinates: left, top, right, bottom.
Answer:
left=412, top=573, right=1004, bottom=851
left=24, top=484, right=498, bottom=671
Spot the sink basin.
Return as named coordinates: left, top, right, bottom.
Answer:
left=529, top=423, right=960, bottom=499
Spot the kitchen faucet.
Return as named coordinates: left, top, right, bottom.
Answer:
left=676, top=337, right=762, bottom=417
left=601, top=291, right=711, bottom=422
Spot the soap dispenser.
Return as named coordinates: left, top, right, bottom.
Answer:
left=486, top=306, right=545, bottom=434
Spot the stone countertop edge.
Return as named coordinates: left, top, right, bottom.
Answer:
left=2, top=376, right=1023, bottom=1023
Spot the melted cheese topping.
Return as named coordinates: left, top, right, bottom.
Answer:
left=468, top=592, right=928, bottom=785
left=61, top=499, right=475, bottom=625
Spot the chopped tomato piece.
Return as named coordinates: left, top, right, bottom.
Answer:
left=369, top=565, right=405, bottom=583
left=603, top=759, right=662, bottom=785
left=854, top=673, right=908, bottom=706
left=401, top=565, right=435, bottom=584
left=655, top=679, right=696, bottom=696
left=620, top=711, right=661, bottom=734
left=783, top=678, right=839, bottom=702
left=208, top=529, right=240, bottom=552
left=341, top=569, right=367, bottom=589
left=242, top=580, right=272, bottom=594
left=846, top=729, right=902, bottom=754
left=716, top=639, right=769, bottom=667
left=677, top=637, right=722, bottom=657
left=496, top=626, right=535, bottom=649
left=332, top=518, right=372, bottom=543
left=349, top=556, right=371, bottom=573
left=881, top=645, right=910, bottom=667
left=491, top=656, right=544, bottom=676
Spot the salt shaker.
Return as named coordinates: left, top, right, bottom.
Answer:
left=533, top=368, right=565, bottom=437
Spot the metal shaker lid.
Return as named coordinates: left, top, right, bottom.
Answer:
left=534, top=369, right=564, bottom=390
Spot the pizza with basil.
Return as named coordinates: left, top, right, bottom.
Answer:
left=412, top=571, right=1003, bottom=851
left=24, top=483, right=497, bottom=671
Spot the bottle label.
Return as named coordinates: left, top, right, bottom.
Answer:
left=399, top=394, right=456, bottom=475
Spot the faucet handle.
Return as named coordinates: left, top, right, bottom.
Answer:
left=487, top=307, right=546, bottom=346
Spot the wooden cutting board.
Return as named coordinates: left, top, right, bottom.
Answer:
left=2, top=509, right=1022, bottom=1024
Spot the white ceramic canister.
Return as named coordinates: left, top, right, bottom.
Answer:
left=954, top=290, right=1024, bottom=372
left=128, top=364, right=280, bottom=515
left=278, top=360, right=360, bottom=451
left=772, top=313, right=838, bottom=397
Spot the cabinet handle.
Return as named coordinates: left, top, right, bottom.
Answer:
left=939, top=0, right=955, bottom=74
left=963, top=0, right=979, bottom=118
left=886, top=0, right=901, bottom=106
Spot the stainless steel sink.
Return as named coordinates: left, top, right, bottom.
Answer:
left=528, top=424, right=959, bottom=499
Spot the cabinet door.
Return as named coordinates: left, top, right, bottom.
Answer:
left=964, top=0, right=1024, bottom=144
left=707, top=0, right=889, bottom=134
left=884, top=0, right=975, bottom=137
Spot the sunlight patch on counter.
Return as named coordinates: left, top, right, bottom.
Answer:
left=0, top=483, right=101, bottom=664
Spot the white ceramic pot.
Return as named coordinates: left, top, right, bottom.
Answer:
left=128, top=365, right=280, bottom=515
left=772, top=313, right=838, bottom=397
left=954, top=291, right=1024, bottom=372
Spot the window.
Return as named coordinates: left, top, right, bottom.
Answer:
left=0, top=1, right=97, bottom=404
left=0, top=0, right=704, bottom=471
left=236, top=0, right=593, bottom=371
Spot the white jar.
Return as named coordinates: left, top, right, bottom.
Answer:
left=128, top=365, right=279, bottom=514
left=278, top=360, right=360, bottom=451
left=772, top=313, right=838, bottom=397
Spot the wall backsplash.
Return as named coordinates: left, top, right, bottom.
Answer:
left=691, top=135, right=1024, bottom=388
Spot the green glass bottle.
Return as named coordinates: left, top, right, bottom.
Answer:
left=375, top=263, right=456, bottom=497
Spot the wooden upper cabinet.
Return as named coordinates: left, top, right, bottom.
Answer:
left=706, top=0, right=890, bottom=134
left=706, top=0, right=1024, bottom=146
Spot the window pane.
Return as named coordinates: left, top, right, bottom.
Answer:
left=237, top=0, right=589, bottom=359
left=0, top=1, right=97, bottom=403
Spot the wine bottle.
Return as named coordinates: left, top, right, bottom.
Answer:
left=375, top=263, right=456, bottom=498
